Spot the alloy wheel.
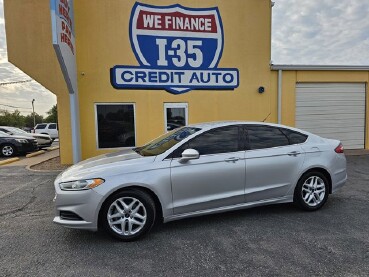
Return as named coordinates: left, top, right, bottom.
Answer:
left=301, top=176, right=326, bottom=207
left=107, top=197, right=147, bottom=236
left=2, top=145, right=14, bottom=157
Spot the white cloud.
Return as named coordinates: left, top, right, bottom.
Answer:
left=0, top=0, right=56, bottom=116
left=272, top=0, right=369, bottom=65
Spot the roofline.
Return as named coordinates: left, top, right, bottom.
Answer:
left=271, top=64, right=369, bottom=71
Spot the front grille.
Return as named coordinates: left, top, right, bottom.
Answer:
left=60, top=211, right=84, bottom=221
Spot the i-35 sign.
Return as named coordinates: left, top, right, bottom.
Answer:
left=111, top=3, right=239, bottom=94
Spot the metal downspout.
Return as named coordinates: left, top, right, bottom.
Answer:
left=278, top=69, right=282, bottom=124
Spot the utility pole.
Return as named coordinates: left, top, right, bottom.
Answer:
left=32, top=99, right=35, bottom=127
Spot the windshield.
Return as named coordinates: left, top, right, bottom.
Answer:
left=8, top=127, right=27, bottom=135
left=135, top=127, right=201, bottom=156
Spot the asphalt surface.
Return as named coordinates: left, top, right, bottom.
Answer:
left=0, top=156, right=368, bottom=276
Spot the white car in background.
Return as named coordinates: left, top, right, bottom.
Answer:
left=33, top=123, right=59, bottom=139
left=0, top=126, right=53, bottom=148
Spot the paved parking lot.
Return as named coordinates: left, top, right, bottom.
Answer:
left=0, top=140, right=59, bottom=162
left=0, top=156, right=368, bottom=276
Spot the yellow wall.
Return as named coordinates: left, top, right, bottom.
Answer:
left=273, top=70, right=369, bottom=149
left=4, top=0, right=73, bottom=163
left=5, top=1, right=369, bottom=164
left=74, top=0, right=274, bottom=159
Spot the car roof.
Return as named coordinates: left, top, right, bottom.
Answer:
left=188, top=121, right=300, bottom=130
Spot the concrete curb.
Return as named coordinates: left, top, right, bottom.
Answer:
left=45, top=146, right=60, bottom=151
left=26, top=164, right=64, bottom=173
left=0, top=157, right=20, bottom=166
left=26, top=150, right=46, bottom=158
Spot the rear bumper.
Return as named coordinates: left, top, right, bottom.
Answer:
left=331, top=154, right=347, bottom=194
left=332, top=171, right=347, bottom=193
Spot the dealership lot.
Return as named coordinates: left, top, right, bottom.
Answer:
left=0, top=156, right=368, bottom=276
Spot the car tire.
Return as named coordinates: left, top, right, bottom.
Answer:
left=1, top=144, right=16, bottom=157
left=293, top=171, right=329, bottom=211
left=101, top=189, right=156, bottom=241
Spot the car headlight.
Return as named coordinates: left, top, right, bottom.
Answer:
left=15, top=139, right=28, bottom=143
left=59, top=178, right=105, bottom=191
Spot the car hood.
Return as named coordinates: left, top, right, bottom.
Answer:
left=0, top=134, right=34, bottom=140
left=57, top=149, right=155, bottom=182
left=32, top=133, right=51, bottom=139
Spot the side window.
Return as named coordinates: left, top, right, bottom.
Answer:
left=48, top=124, right=57, bottom=130
left=280, top=128, right=308, bottom=145
left=0, top=128, right=13, bottom=135
left=186, top=126, right=240, bottom=156
left=36, top=124, right=47, bottom=130
left=247, top=125, right=289, bottom=150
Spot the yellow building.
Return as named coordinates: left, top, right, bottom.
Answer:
left=4, top=0, right=369, bottom=164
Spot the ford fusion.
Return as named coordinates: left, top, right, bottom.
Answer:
left=54, top=122, right=347, bottom=241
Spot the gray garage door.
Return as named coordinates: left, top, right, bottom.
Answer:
left=296, top=83, right=366, bottom=149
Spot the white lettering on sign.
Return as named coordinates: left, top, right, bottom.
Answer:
left=50, top=0, right=77, bottom=94
left=112, top=67, right=239, bottom=88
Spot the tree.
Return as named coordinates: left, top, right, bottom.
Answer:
left=24, top=113, right=44, bottom=128
left=0, top=110, right=25, bottom=127
left=44, top=105, right=58, bottom=123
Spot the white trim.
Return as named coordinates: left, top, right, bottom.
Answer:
left=94, top=103, right=137, bottom=150
left=164, top=103, right=188, bottom=133
left=271, top=64, right=369, bottom=71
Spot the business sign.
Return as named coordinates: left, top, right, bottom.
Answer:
left=111, top=3, right=239, bottom=94
left=50, top=0, right=77, bottom=94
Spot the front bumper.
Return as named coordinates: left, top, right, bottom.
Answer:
left=53, top=184, right=104, bottom=231
left=18, top=141, right=38, bottom=153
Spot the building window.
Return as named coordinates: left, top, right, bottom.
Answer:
left=164, top=103, right=188, bottom=132
left=95, top=104, right=136, bottom=149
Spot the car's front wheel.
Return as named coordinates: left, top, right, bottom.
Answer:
left=101, top=189, right=156, bottom=241
left=1, top=144, right=16, bottom=157
left=294, top=171, right=329, bottom=211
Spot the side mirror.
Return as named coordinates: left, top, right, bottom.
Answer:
left=179, top=149, right=199, bottom=163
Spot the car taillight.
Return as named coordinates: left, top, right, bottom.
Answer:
left=335, top=143, right=344, bottom=154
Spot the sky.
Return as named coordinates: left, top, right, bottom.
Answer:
left=1, top=0, right=369, bottom=116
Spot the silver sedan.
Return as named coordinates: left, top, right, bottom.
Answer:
left=53, top=122, right=347, bottom=241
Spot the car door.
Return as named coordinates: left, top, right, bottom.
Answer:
left=244, top=125, right=306, bottom=203
left=47, top=124, right=58, bottom=138
left=170, top=125, right=246, bottom=215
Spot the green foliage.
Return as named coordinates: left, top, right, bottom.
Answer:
left=0, top=109, right=44, bottom=128
left=0, top=105, right=57, bottom=128
left=0, top=110, right=26, bottom=127
left=24, top=113, right=44, bottom=128
left=44, top=105, right=58, bottom=123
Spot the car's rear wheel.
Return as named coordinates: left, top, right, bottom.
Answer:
left=101, top=189, right=156, bottom=241
left=1, top=144, right=16, bottom=157
left=294, top=171, right=329, bottom=211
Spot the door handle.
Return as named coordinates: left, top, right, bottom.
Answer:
left=225, top=157, right=240, bottom=163
left=288, top=151, right=301, bottom=157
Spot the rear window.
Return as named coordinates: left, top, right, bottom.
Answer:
left=280, top=128, right=308, bottom=145
left=48, top=124, right=57, bottom=130
left=35, top=124, right=47, bottom=129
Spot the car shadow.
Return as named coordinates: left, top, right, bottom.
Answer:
left=60, top=199, right=342, bottom=245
